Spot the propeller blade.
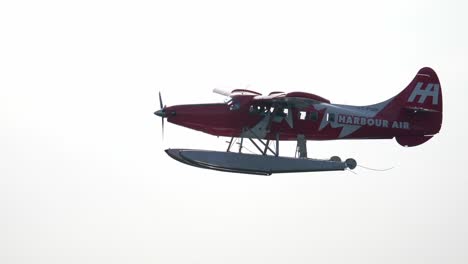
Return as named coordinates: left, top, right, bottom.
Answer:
left=159, top=91, right=163, bottom=109
left=156, top=91, right=166, bottom=140
left=162, top=117, right=165, bottom=140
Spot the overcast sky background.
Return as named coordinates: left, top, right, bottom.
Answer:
left=1, top=0, right=468, bottom=263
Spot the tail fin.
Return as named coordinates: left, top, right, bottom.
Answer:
left=394, top=67, right=443, bottom=146
left=398, top=67, right=442, bottom=112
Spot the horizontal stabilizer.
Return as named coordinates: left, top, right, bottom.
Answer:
left=404, top=106, right=441, bottom=113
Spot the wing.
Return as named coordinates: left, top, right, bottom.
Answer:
left=253, top=92, right=330, bottom=109
left=213, top=88, right=262, bottom=97
left=213, top=88, right=330, bottom=108
left=252, top=92, right=330, bottom=129
left=212, top=89, right=330, bottom=129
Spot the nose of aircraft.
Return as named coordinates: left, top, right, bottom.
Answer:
left=154, top=109, right=166, bottom=117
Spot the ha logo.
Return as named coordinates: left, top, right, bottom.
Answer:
left=408, top=82, right=439, bottom=105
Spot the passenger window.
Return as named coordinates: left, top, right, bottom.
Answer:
left=249, top=105, right=267, bottom=115
left=326, top=113, right=335, bottom=122
left=310, top=111, right=318, bottom=121
left=299, top=111, right=306, bottom=120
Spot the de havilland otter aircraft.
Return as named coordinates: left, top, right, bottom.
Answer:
left=155, top=67, right=442, bottom=175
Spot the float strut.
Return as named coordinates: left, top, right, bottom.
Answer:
left=226, top=137, right=234, bottom=152
left=275, top=133, right=279, bottom=157
left=262, top=139, right=270, bottom=155
left=238, top=137, right=243, bottom=153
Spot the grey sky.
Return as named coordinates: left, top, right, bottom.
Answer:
left=1, top=0, right=468, bottom=263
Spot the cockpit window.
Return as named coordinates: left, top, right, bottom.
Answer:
left=227, top=99, right=240, bottom=111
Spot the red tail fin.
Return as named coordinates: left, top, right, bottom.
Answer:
left=399, top=67, right=442, bottom=112
left=394, top=67, right=443, bottom=146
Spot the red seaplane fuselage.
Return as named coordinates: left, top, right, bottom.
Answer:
left=156, top=67, right=442, bottom=147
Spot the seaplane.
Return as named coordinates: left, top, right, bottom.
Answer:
left=154, top=67, right=442, bottom=175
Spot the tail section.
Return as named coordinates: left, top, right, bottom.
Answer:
left=394, top=67, right=443, bottom=146
left=398, top=67, right=442, bottom=113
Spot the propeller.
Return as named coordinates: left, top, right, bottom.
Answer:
left=154, top=91, right=166, bottom=139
